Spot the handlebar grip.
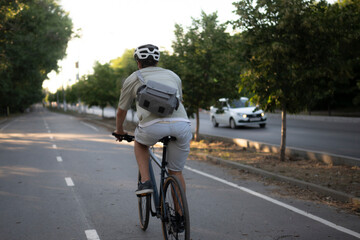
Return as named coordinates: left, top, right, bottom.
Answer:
left=112, top=132, right=134, bottom=142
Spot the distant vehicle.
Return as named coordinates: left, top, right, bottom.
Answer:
left=210, top=97, right=267, bottom=129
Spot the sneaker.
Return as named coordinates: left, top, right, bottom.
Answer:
left=171, top=213, right=185, bottom=233
left=136, top=180, right=153, bottom=196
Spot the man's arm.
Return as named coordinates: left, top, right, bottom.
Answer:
left=115, top=107, right=128, bottom=135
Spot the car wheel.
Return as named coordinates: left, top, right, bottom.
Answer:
left=212, top=117, right=219, bottom=127
left=230, top=118, right=237, bottom=129
left=260, top=123, right=266, bottom=128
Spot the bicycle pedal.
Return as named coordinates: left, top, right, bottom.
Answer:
left=136, top=192, right=152, bottom=197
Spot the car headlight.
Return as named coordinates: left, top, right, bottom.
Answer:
left=237, top=113, right=247, bottom=118
left=261, top=112, right=265, bottom=117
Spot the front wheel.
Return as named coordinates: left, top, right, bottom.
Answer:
left=138, top=171, right=150, bottom=231
left=230, top=118, right=237, bottom=129
left=212, top=117, right=219, bottom=127
left=161, top=176, right=190, bottom=240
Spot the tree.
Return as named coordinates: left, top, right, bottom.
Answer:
left=110, top=48, right=138, bottom=93
left=0, top=0, right=73, bottom=113
left=232, top=0, right=318, bottom=161
left=303, top=0, right=360, bottom=114
left=79, top=62, right=118, bottom=118
left=172, top=11, right=241, bottom=140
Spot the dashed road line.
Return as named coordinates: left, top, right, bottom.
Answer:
left=85, top=229, right=100, bottom=240
left=52, top=144, right=57, bottom=149
left=65, top=177, right=74, bottom=187
left=185, top=166, right=360, bottom=239
left=80, top=122, right=99, bottom=132
left=56, top=156, right=63, bottom=162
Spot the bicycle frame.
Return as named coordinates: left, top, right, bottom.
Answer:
left=113, top=132, right=189, bottom=237
left=148, top=143, right=169, bottom=220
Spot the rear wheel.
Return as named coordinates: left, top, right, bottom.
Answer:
left=137, top=171, right=150, bottom=231
left=161, top=176, right=190, bottom=240
left=260, top=123, right=266, bottom=128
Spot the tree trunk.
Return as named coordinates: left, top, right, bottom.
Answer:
left=280, top=106, right=287, bottom=161
left=102, top=108, right=104, bottom=118
left=56, top=92, right=59, bottom=109
left=194, top=108, right=200, bottom=141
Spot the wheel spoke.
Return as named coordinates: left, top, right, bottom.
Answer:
left=161, top=176, right=190, bottom=240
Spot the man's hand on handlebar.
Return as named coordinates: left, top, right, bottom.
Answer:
left=112, top=132, right=134, bottom=142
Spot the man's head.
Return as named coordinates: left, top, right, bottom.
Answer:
left=134, top=44, right=160, bottom=68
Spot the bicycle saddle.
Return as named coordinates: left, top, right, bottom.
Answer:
left=159, top=136, right=177, bottom=144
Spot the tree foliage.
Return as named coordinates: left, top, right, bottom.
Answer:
left=172, top=11, right=241, bottom=140
left=55, top=50, right=137, bottom=118
left=232, top=0, right=360, bottom=160
left=76, top=62, right=118, bottom=117
left=0, top=0, right=73, bottom=113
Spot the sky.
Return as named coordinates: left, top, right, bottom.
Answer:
left=43, top=0, right=239, bottom=93
left=43, top=0, right=337, bottom=93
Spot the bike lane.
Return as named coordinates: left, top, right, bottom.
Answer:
left=1, top=109, right=359, bottom=240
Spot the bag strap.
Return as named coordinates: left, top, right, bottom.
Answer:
left=136, top=70, right=146, bottom=84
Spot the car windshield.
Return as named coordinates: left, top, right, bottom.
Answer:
left=229, top=99, right=255, bottom=108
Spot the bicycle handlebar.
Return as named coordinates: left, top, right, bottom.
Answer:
left=112, top=132, right=135, bottom=142
left=112, top=132, right=176, bottom=144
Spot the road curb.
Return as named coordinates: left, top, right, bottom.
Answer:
left=205, top=155, right=360, bottom=205
left=197, top=133, right=360, bottom=167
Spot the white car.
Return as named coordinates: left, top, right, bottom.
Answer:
left=210, top=97, right=267, bottom=128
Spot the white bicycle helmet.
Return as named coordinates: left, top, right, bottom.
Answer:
left=134, top=44, right=160, bottom=62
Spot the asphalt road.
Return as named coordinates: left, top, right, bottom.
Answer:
left=191, top=112, right=360, bottom=159
left=1, top=108, right=360, bottom=240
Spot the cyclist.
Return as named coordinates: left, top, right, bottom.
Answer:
left=114, top=44, right=192, bottom=196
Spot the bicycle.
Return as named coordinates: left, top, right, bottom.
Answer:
left=112, top=132, right=190, bottom=240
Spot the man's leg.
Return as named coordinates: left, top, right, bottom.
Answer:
left=134, top=141, right=150, bottom=182
left=168, top=169, right=186, bottom=192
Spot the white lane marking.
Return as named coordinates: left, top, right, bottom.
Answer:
left=47, top=130, right=51, bottom=133
left=52, top=144, right=57, bottom=149
left=49, top=136, right=53, bottom=140
left=184, top=166, right=360, bottom=239
left=65, top=177, right=74, bottom=187
left=85, top=229, right=100, bottom=240
left=56, top=156, right=63, bottom=162
left=0, top=122, right=12, bottom=131
left=81, top=122, right=99, bottom=132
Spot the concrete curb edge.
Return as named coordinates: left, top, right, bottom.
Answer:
left=197, top=133, right=360, bottom=167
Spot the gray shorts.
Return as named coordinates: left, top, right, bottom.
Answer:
left=135, top=121, right=192, bottom=171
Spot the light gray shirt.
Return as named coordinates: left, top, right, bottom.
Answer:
left=118, top=67, right=189, bottom=127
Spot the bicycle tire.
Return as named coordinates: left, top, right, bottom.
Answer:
left=137, top=171, right=150, bottom=231
left=161, top=175, right=190, bottom=240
